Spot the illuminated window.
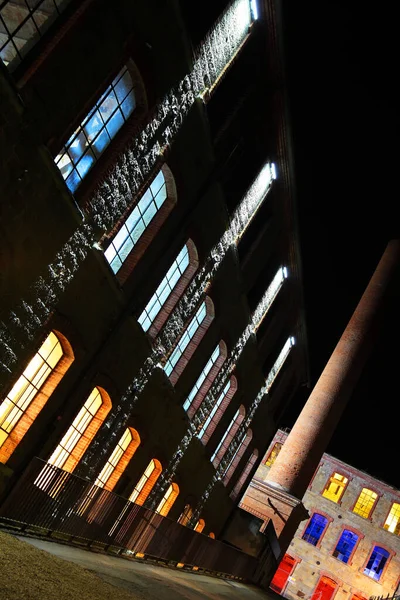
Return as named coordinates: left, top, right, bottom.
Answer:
left=302, top=513, right=329, bottom=546
left=363, top=546, right=390, bottom=581
left=178, top=504, right=193, bottom=526
left=270, top=554, right=297, bottom=594
left=155, top=482, right=179, bottom=517
left=183, top=342, right=226, bottom=416
left=94, top=427, right=140, bottom=491
left=209, top=532, right=215, bottom=539
left=55, top=65, right=136, bottom=192
left=383, top=503, right=400, bottom=535
left=0, top=0, right=71, bottom=70
left=230, top=449, right=258, bottom=501
left=138, top=241, right=198, bottom=336
left=0, top=330, right=73, bottom=463
left=322, top=472, right=348, bottom=503
left=223, top=429, right=252, bottom=485
left=164, top=298, right=214, bottom=382
left=353, top=488, right=378, bottom=519
left=211, top=405, right=245, bottom=467
left=104, top=169, right=167, bottom=273
left=198, top=376, right=237, bottom=444
left=333, top=530, right=359, bottom=563
left=194, top=518, right=205, bottom=533
left=128, top=458, right=162, bottom=506
left=265, top=442, right=282, bottom=467
left=311, top=576, right=338, bottom=600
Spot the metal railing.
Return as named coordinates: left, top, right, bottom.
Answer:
left=0, top=457, right=260, bottom=580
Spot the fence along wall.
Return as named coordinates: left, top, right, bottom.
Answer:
left=0, top=457, right=262, bottom=580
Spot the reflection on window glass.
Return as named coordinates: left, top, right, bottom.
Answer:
left=0, top=0, right=70, bottom=70
left=55, top=65, right=136, bottom=192
left=104, top=169, right=167, bottom=274
left=138, top=244, right=189, bottom=332
left=164, top=301, right=207, bottom=376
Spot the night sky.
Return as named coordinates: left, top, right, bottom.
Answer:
left=280, top=3, right=400, bottom=487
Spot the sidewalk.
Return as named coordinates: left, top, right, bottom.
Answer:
left=15, top=533, right=276, bottom=600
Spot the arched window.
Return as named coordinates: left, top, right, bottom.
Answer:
left=198, top=376, right=237, bottom=444
left=383, top=502, right=400, bottom=535
left=47, top=387, right=112, bottom=473
left=322, top=472, right=348, bottom=503
left=332, top=529, right=359, bottom=563
left=0, top=0, right=71, bottom=70
left=302, top=513, right=329, bottom=546
left=55, top=65, right=136, bottom=192
left=138, top=240, right=198, bottom=338
left=178, top=503, right=193, bottom=526
left=311, top=576, right=338, bottom=600
left=353, top=488, right=378, bottom=519
left=155, top=482, right=179, bottom=517
left=164, top=296, right=214, bottom=385
left=0, top=330, right=74, bottom=463
left=364, top=546, right=391, bottom=581
left=194, top=518, right=205, bottom=533
left=211, top=405, right=245, bottom=467
left=183, top=341, right=227, bottom=417
left=94, top=426, right=140, bottom=492
left=223, top=429, right=252, bottom=485
left=128, top=458, right=162, bottom=506
left=265, top=442, right=282, bottom=467
left=104, top=165, right=177, bottom=283
left=230, top=449, right=258, bottom=501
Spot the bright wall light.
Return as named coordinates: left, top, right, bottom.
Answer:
left=290, top=336, right=296, bottom=346
left=283, top=266, right=288, bottom=279
left=271, top=162, right=277, bottom=180
left=250, top=0, right=259, bottom=20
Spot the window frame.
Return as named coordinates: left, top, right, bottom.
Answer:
left=331, top=526, right=363, bottom=566
left=198, top=375, right=237, bottom=445
left=361, top=543, right=394, bottom=582
left=211, top=404, right=245, bottom=467
left=351, top=487, right=380, bottom=520
left=128, top=458, right=162, bottom=506
left=382, top=501, right=400, bottom=536
left=300, top=511, right=332, bottom=548
left=321, top=471, right=349, bottom=505
left=265, top=442, right=283, bottom=467
left=94, top=426, right=141, bottom=492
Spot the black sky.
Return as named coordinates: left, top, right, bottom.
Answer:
left=281, top=2, right=400, bottom=487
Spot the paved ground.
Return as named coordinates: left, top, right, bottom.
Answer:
left=20, top=535, right=275, bottom=600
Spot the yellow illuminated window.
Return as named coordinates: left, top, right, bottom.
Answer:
left=353, top=488, right=378, bottom=519
left=95, top=428, right=132, bottom=488
left=129, top=458, right=162, bottom=505
left=194, top=518, right=205, bottom=533
left=155, top=482, right=179, bottom=516
left=178, top=504, right=193, bottom=526
left=265, top=442, right=282, bottom=467
left=322, top=472, right=348, bottom=503
left=0, top=331, right=63, bottom=450
left=48, top=387, right=103, bottom=470
left=384, top=503, right=400, bottom=535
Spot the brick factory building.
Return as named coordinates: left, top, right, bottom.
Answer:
left=241, top=429, right=400, bottom=599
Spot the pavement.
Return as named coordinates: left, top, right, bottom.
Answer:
left=19, top=535, right=276, bottom=600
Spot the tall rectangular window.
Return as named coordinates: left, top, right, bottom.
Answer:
left=332, top=530, right=359, bottom=563
left=55, top=65, right=136, bottom=192
left=363, top=546, right=390, bottom=581
left=353, top=488, right=378, bottom=519
left=302, top=513, right=329, bottom=546
left=198, top=380, right=231, bottom=439
left=383, top=502, right=400, bottom=535
left=138, top=244, right=189, bottom=332
left=164, top=301, right=207, bottom=377
left=322, top=472, right=348, bottom=503
left=104, top=170, right=167, bottom=274
left=183, top=344, right=221, bottom=412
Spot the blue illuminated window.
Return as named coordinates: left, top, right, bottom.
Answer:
left=302, top=514, right=328, bottom=546
left=364, top=546, right=390, bottom=581
left=0, top=0, right=70, bottom=70
left=55, top=65, right=136, bottom=192
left=138, top=244, right=190, bottom=332
left=333, top=530, right=359, bottom=563
left=183, top=344, right=221, bottom=412
left=164, top=301, right=207, bottom=377
left=104, top=170, right=167, bottom=274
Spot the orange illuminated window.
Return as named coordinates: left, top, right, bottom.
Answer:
left=47, top=387, right=112, bottom=473
left=265, top=442, right=282, bottom=467
left=129, top=458, right=162, bottom=506
left=353, top=488, right=378, bottom=519
left=209, top=532, right=216, bottom=539
left=178, top=503, right=193, bottom=526
left=322, top=472, right=348, bottom=503
left=0, top=330, right=74, bottom=463
left=194, top=518, right=205, bottom=533
left=155, top=482, right=179, bottom=516
left=95, top=427, right=141, bottom=492
left=383, top=503, right=400, bottom=535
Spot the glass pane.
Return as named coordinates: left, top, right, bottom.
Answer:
left=92, top=128, right=110, bottom=158
left=68, top=130, right=86, bottom=163
left=99, top=90, right=118, bottom=124
left=115, top=71, right=133, bottom=102
left=121, top=93, right=136, bottom=119
left=76, top=150, right=95, bottom=179
left=150, top=170, right=165, bottom=198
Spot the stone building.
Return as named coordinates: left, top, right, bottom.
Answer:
left=0, top=0, right=308, bottom=550
left=241, top=430, right=400, bottom=599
